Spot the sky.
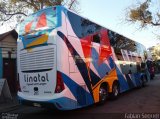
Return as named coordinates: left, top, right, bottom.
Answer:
left=79, top=0, right=160, bottom=48
left=0, top=0, right=160, bottom=48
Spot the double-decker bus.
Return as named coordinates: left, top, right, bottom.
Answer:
left=17, top=5, right=149, bottom=110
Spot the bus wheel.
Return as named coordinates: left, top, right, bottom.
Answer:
left=110, top=82, right=120, bottom=100
left=99, top=84, right=108, bottom=104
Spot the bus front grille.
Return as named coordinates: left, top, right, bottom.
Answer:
left=20, top=47, right=55, bottom=72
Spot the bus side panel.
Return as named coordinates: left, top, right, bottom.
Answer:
left=55, top=10, right=79, bottom=109
left=55, top=9, right=95, bottom=109
left=61, top=8, right=103, bottom=106
left=109, top=31, right=148, bottom=93
left=60, top=7, right=149, bottom=109
left=62, top=9, right=118, bottom=104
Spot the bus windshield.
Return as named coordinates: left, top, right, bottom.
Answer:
left=19, top=7, right=58, bottom=36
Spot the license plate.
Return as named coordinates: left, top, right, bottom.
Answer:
left=33, top=103, right=41, bottom=107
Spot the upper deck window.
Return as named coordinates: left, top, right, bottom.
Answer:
left=93, top=34, right=101, bottom=43
left=19, top=7, right=59, bottom=36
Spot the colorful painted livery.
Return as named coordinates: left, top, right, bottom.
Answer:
left=17, top=6, right=149, bottom=110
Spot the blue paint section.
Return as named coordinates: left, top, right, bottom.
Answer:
left=61, top=6, right=68, bottom=16
left=20, top=28, right=54, bottom=48
left=18, top=96, right=79, bottom=110
left=60, top=71, right=94, bottom=106
left=130, top=74, right=137, bottom=86
left=49, top=97, right=78, bottom=110
left=98, top=63, right=111, bottom=78
left=56, top=6, right=62, bottom=28
left=0, top=48, right=2, bottom=78
left=131, top=73, right=142, bottom=87
left=125, top=74, right=135, bottom=89
left=108, top=57, right=115, bottom=69
left=20, top=34, right=42, bottom=48
left=91, top=47, right=111, bottom=78
left=115, top=66, right=129, bottom=92
left=134, top=73, right=142, bottom=86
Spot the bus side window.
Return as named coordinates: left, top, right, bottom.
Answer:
left=93, top=34, right=100, bottom=43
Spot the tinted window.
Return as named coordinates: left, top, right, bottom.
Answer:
left=108, top=30, right=136, bottom=52
left=108, top=30, right=139, bottom=61
left=93, top=34, right=100, bottom=43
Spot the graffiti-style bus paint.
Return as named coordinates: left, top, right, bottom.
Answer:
left=17, top=6, right=149, bottom=110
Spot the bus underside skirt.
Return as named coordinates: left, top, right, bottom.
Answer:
left=18, top=95, right=80, bottom=110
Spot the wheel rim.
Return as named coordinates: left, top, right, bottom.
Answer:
left=99, top=87, right=107, bottom=101
left=113, top=85, right=119, bottom=96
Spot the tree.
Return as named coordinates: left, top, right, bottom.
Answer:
left=0, top=0, right=79, bottom=25
left=127, top=0, right=160, bottom=28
